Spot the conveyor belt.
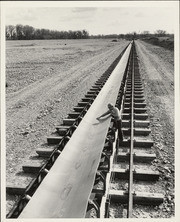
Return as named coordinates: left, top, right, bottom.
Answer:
left=18, top=42, right=133, bottom=218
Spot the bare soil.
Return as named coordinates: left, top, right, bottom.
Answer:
left=5, top=39, right=174, bottom=218
left=6, top=39, right=129, bottom=213
left=142, top=36, right=174, bottom=50
left=135, top=40, right=174, bottom=217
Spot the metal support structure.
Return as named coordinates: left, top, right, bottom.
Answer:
left=128, top=42, right=135, bottom=218
left=96, top=42, right=163, bottom=219
left=18, top=42, right=133, bottom=218
left=86, top=199, right=100, bottom=217
left=99, top=44, right=132, bottom=219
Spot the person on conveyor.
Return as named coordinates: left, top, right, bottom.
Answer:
left=96, top=103, right=124, bottom=142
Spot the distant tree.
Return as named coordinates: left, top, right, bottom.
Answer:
left=63, top=31, right=69, bottom=39
left=68, top=30, right=79, bottom=39
left=40, top=29, right=49, bottom=39
left=132, top=31, right=137, bottom=40
left=68, top=30, right=73, bottom=39
left=119, top=34, right=125, bottom=39
left=141, top=31, right=150, bottom=38
left=76, top=30, right=83, bottom=39
left=73, top=31, right=78, bottom=39
left=23, top=25, right=34, bottom=39
left=82, top=30, right=89, bottom=39
left=6, top=26, right=10, bottom=39
left=125, top=32, right=135, bottom=40
left=6, top=24, right=91, bottom=40
left=34, top=29, right=42, bottom=39
left=154, top=30, right=167, bottom=37
left=16, top=24, right=24, bottom=40
left=6, top=25, right=16, bottom=40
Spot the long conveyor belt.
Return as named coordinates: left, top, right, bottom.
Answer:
left=18, top=42, right=133, bottom=218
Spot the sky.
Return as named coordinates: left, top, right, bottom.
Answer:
left=4, top=2, right=177, bottom=35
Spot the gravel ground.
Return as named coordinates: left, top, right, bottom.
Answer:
left=6, top=39, right=129, bottom=213
left=108, top=40, right=174, bottom=219
left=5, top=39, right=175, bottom=217
left=135, top=40, right=174, bottom=217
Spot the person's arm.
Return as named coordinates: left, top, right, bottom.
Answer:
left=96, top=110, right=111, bottom=120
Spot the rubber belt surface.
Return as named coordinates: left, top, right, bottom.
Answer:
left=19, top=42, right=132, bottom=218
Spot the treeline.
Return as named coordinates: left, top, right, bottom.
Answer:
left=6, top=25, right=173, bottom=41
left=133, top=30, right=173, bottom=39
left=90, top=30, right=173, bottom=40
left=6, top=24, right=89, bottom=40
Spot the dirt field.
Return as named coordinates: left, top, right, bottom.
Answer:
left=6, top=39, right=174, bottom=217
left=135, top=40, right=174, bottom=217
left=142, top=36, right=174, bottom=50
left=6, top=39, right=129, bottom=212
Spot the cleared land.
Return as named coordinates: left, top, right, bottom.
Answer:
left=135, top=40, right=174, bottom=217
left=142, top=36, right=174, bottom=51
left=6, top=39, right=174, bottom=217
left=6, top=39, right=129, bottom=213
